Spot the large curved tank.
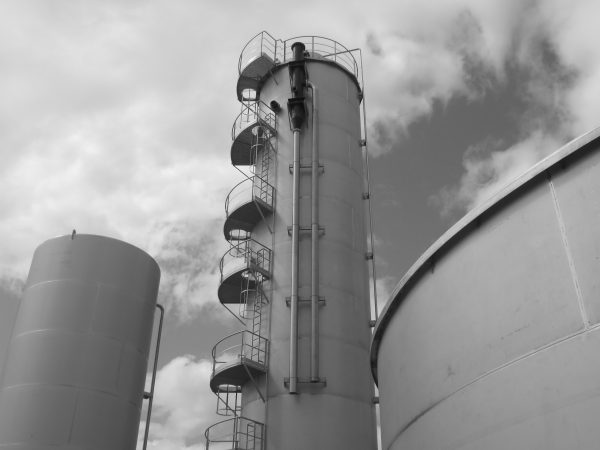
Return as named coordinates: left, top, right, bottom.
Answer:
left=371, top=127, right=600, bottom=450
left=0, top=234, right=160, bottom=450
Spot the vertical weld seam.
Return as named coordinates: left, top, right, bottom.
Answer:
left=68, top=389, right=80, bottom=441
left=548, top=176, right=589, bottom=328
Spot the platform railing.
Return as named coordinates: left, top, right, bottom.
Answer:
left=282, top=35, right=359, bottom=79
left=232, top=101, right=277, bottom=143
left=219, top=239, right=271, bottom=282
left=238, top=31, right=361, bottom=86
left=224, top=176, right=274, bottom=219
left=205, top=416, right=265, bottom=450
left=238, top=31, right=279, bottom=75
left=211, top=330, right=268, bottom=376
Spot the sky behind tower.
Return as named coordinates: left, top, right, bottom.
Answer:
left=1, top=1, right=600, bottom=448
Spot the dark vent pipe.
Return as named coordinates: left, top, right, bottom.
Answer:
left=288, top=42, right=307, bottom=131
left=290, top=42, right=306, bottom=95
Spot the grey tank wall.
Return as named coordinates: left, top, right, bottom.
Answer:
left=372, top=128, right=600, bottom=450
left=243, top=60, right=377, bottom=449
left=0, top=234, right=160, bottom=450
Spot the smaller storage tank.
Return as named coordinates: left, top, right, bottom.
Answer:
left=0, top=234, right=160, bottom=450
left=371, top=128, right=600, bottom=450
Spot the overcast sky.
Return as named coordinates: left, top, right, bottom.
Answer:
left=1, top=1, right=600, bottom=448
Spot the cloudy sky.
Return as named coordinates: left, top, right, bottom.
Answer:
left=1, top=0, right=600, bottom=448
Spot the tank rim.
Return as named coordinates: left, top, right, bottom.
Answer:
left=370, top=125, right=600, bottom=384
left=35, top=233, right=160, bottom=273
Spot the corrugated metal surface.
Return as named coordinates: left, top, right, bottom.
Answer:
left=0, top=234, right=160, bottom=450
left=371, top=128, right=600, bottom=450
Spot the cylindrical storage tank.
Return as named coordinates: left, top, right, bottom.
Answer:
left=242, top=40, right=377, bottom=449
left=371, top=128, right=600, bottom=450
left=0, top=234, right=160, bottom=450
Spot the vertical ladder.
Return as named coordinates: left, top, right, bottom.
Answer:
left=250, top=279, right=266, bottom=363
left=251, top=125, right=274, bottom=207
left=238, top=269, right=267, bottom=364
left=257, top=130, right=273, bottom=182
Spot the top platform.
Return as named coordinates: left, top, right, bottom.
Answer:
left=236, top=31, right=362, bottom=101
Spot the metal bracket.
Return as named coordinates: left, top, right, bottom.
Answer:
left=369, top=319, right=376, bottom=327
left=372, top=396, right=380, bottom=404
left=359, top=139, right=367, bottom=147
left=362, top=192, right=370, bottom=200
left=289, top=163, right=324, bottom=173
left=285, top=296, right=326, bottom=306
left=243, top=363, right=266, bottom=403
left=284, top=377, right=327, bottom=388
left=287, top=226, right=325, bottom=236
left=252, top=198, right=274, bottom=234
left=365, top=252, right=374, bottom=260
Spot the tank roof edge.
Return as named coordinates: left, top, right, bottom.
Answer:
left=370, top=125, right=600, bottom=383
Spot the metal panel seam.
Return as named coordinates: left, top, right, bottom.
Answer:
left=372, top=128, right=600, bottom=382
left=385, top=322, right=600, bottom=446
left=547, top=173, right=589, bottom=328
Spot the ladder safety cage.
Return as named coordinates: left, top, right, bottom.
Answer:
left=252, top=130, right=275, bottom=180
left=205, top=416, right=265, bottom=450
left=215, top=384, right=242, bottom=417
left=239, top=275, right=268, bottom=320
left=226, top=228, right=252, bottom=242
left=211, top=330, right=269, bottom=375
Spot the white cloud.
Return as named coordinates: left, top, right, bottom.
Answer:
left=371, top=275, right=397, bottom=316
left=431, top=132, right=563, bottom=216
left=0, top=1, right=242, bottom=320
left=544, top=0, right=600, bottom=136
left=147, top=220, right=233, bottom=320
left=368, top=0, right=592, bottom=216
left=139, top=355, right=220, bottom=449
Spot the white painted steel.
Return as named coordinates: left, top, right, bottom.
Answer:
left=0, top=234, right=160, bottom=450
left=371, top=128, right=600, bottom=450
left=289, top=129, right=300, bottom=395
left=308, top=81, right=320, bottom=382
left=243, top=56, right=377, bottom=448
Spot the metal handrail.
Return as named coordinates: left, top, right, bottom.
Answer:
left=237, top=31, right=361, bottom=87
left=205, top=416, right=265, bottom=450
left=211, top=330, right=269, bottom=376
left=282, top=35, right=360, bottom=79
left=224, top=175, right=274, bottom=218
left=219, top=239, right=271, bottom=282
left=238, top=30, right=279, bottom=75
left=232, top=100, right=277, bottom=142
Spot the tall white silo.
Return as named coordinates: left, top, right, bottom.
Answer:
left=205, top=33, right=378, bottom=449
left=0, top=234, right=161, bottom=450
